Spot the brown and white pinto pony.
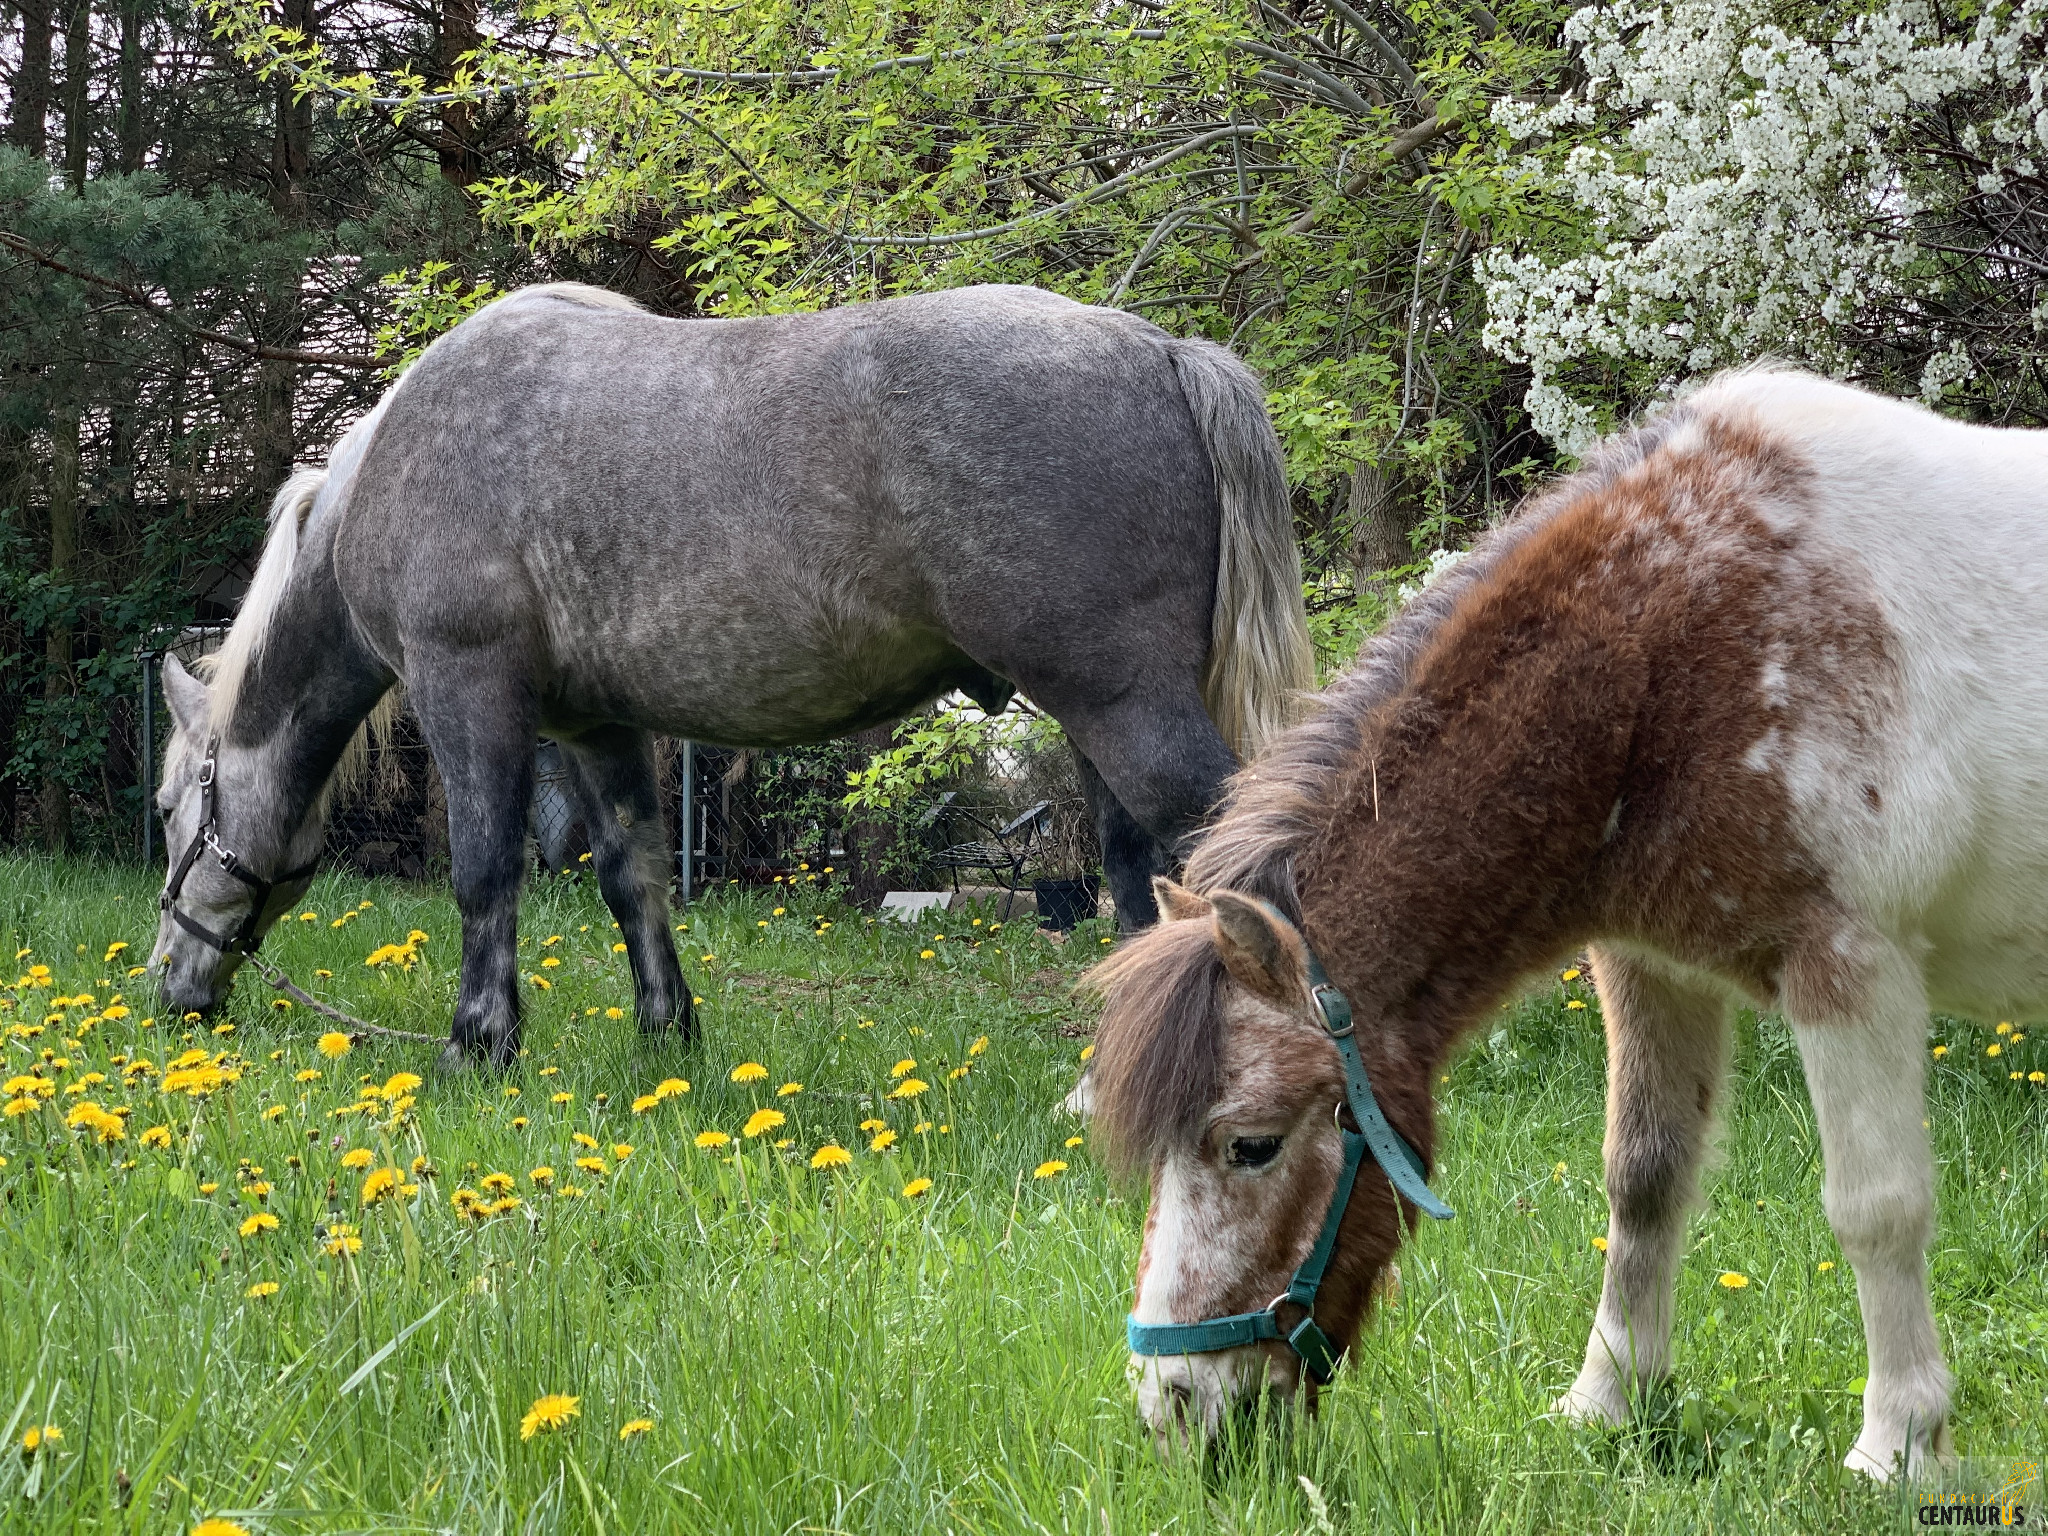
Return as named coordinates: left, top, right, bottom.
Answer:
left=1086, top=366, right=2044, bottom=1478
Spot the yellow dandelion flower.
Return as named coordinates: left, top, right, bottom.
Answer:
left=540, top=956, right=561, bottom=969
left=612, top=1143, right=633, bottom=1161
left=605, top=1006, right=625, bottom=1020
left=918, top=949, right=935, bottom=959
left=520, top=1392, right=581, bottom=1440
left=870, top=1129, right=897, bottom=1152
left=2031, top=1071, right=2046, bottom=1083
left=1818, top=1260, right=1835, bottom=1272
left=530, top=1166, right=555, bottom=1187
left=619, top=1417, right=654, bottom=1440
left=1987, top=1043, right=2002, bottom=1057
left=317, top=1032, right=351, bottom=1058
left=295, top=1068, right=322, bottom=1083
left=1033, top=1160, right=1068, bottom=1179
left=574, top=1156, right=606, bottom=1177
left=360, top=1167, right=401, bottom=1204
left=694, top=1130, right=729, bottom=1150
left=810, top=1143, right=852, bottom=1169
left=948, top=1065, right=970, bottom=1080
left=1590, top=1236, right=1608, bottom=1252
left=902, top=1176, right=933, bottom=1198
left=322, top=1223, right=363, bottom=1256
left=1065, top=1135, right=1084, bottom=1149
left=887, top=1078, right=928, bottom=1100
left=1565, top=999, right=1589, bottom=1011
left=1932, top=1045, right=1948, bottom=1058
left=550, top=1091, right=573, bottom=1105
left=1717, top=1271, right=1750, bottom=1290
left=1561, top=967, right=1582, bottom=982
left=140, top=1125, right=171, bottom=1150
left=730, top=1062, right=768, bottom=1084
left=480, top=1171, right=514, bottom=1194
left=19, top=1425, right=59, bottom=1454
left=1078, top=1043, right=1094, bottom=1062
left=529, top=976, right=552, bottom=990
left=969, top=1036, right=989, bottom=1056
left=776, top=1081, right=802, bottom=1097
left=611, top=942, right=626, bottom=953
left=340, top=1148, right=373, bottom=1170
left=245, top=1280, right=279, bottom=1299
left=742, top=1108, right=786, bottom=1139
left=655, top=1077, right=689, bottom=1100
left=631, top=1093, right=660, bottom=1115
left=914, top=1121, right=932, bottom=1134
left=383, top=1072, right=423, bottom=1097
left=261, top=1105, right=285, bottom=1122
left=103, top=942, right=128, bottom=963
left=239, top=1212, right=279, bottom=1238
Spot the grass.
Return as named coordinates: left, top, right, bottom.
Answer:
left=0, top=852, right=2041, bottom=1534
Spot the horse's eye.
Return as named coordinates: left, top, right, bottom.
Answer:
left=1227, top=1135, right=1283, bottom=1169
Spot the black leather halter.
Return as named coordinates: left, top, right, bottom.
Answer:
left=158, top=735, right=318, bottom=957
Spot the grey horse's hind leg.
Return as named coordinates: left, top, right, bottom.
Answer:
left=1072, top=748, right=1166, bottom=933
left=409, top=657, right=538, bottom=1070
left=557, top=727, right=692, bottom=1041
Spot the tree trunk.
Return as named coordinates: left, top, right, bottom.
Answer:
left=437, top=0, right=481, bottom=187
left=8, top=0, right=53, bottom=156
left=1346, top=456, right=1414, bottom=594
left=256, top=0, right=314, bottom=489
left=40, top=415, right=79, bottom=854
left=116, top=0, right=143, bottom=172
left=62, top=0, right=89, bottom=192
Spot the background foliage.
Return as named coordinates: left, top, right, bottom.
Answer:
left=4, top=0, right=2044, bottom=856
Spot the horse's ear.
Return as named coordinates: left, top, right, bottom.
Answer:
left=1151, top=876, right=1211, bottom=923
left=161, top=654, right=208, bottom=735
left=1208, top=891, right=1310, bottom=1006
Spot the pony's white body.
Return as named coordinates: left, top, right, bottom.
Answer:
left=1721, top=371, right=2048, bottom=1016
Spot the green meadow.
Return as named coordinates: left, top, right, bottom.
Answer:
left=0, top=854, right=2040, bottom=1533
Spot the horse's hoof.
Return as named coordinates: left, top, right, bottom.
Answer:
left=1844, top=1420, right=1954, bottom=1482
left=1553, top=1381, right=1629, bottom=1427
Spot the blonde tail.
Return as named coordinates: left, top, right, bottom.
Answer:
left=1170, top=339, right=1315, bottom=760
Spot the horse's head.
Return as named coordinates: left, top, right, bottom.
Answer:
left=152, top=654, right=316, bottom=1016
left=1086, top=877, right=1415, bottom=1449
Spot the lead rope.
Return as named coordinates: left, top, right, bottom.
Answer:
left=244, top=953, right=445, bottom=1046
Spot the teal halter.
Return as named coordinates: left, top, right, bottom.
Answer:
left=1125, top=903, right=1453, bottom=1385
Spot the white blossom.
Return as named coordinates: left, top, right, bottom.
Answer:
left=1481, top=0, right=2048, bottom=445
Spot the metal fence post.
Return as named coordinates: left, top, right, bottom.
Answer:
left=675, top=740, right=695, bottom=904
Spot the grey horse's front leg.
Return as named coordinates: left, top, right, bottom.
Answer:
left=411, top=656, right=537, bottom=1069
left=559, top=727, right=692, bottom=1040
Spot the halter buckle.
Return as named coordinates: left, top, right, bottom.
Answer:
left=1310, top=982, right=1354, bottom=1038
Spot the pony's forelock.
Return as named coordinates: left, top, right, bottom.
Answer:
left=1084, top=919, right=1229, bottom=1173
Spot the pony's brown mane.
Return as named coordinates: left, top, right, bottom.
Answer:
left=1086, top=398, right=1706, bottom=1167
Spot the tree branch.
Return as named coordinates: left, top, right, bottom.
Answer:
left=0, top=230, right=385, bottom=368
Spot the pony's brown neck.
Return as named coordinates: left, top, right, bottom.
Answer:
left=1295, top=543, right=1652, bottom=1090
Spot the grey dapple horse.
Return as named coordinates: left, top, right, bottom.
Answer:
left=153, top=282, right=1313, bottom=1065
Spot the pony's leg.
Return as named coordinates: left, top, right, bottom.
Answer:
left=1788, top=945, right=1952, bottom=1480
left=1072, top=748, right=1164, bottom=932
left=558, top=727, right=692, bottom=1040
left=1558, top=946, right=1731, bottom=1425
left=409, top=657, right=537, bottom=1070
